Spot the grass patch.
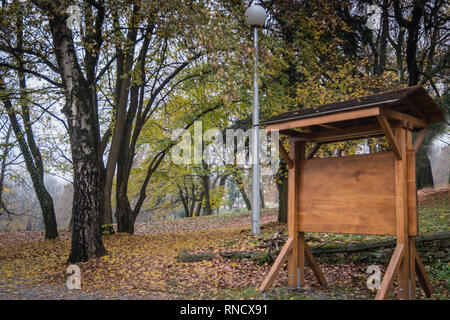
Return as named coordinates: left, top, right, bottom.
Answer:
left=419, top=193, right=449, bottom=233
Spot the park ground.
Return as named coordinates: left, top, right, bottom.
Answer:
left=0, top=188, right=448, bottom=300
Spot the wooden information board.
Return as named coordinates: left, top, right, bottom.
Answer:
left=298, top=152, right=397, bottom=235
left=258, top=87, right=443, bottom=300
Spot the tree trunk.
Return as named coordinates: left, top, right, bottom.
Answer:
left=114, top=131, right=133, bottom=233
left=195, top=192, right=204, bottom=217
left=238, top=184, right=251, bottom=211
left=69, top=151, right=107, bottom=262
left=0, top=76, right=58, bottom=239
left=188, top=185, right=196, bottom=217
left=393, top=0, right=424, bottom=86
left=405, top=27, right=421, bottom=86
left=200, top=162, right=212, bottom=216
left=260, top=186, right=265, bottom=209
left=47, top=14, right=107, bottom=262
left=0, top=125, right=11, bottom=213
left=375, top=0, right=389, bottom=76
left=232, top=171, right=251, bottom=211
left=99, top=164, right=114, bottom=235
left=102, top=8, right=140, bottom=235
left=179, top=186, right=190, bottom=217
left=116, top=198, right=135, bottom=234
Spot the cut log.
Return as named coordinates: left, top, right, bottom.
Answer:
left=176, top=252, right=215, bottom=262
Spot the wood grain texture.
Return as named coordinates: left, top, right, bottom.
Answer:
left=298, top=152, right=397, bottom=235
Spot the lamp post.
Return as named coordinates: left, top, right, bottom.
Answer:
left=245, top=2, right=266, bottom=235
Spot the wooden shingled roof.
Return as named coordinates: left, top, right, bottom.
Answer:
left=262, top=86, right=444, bottom=130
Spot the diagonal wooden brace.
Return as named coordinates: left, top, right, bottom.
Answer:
left=412, top=128, right=428, bottom=152
left=411, top=242, right=434, bottom=297
left=259, top=234, right=327, bottom=292
left=297, top=232, right=328, bottom=287
left=375, top=244, right=405, bottom=300
left=259, top=238, right=293, bottom=292
left=278, top=141, right=293, bottom=169
left=304, top=239, right=327, bottom=286
left=377, top=115, right=402, bottom=159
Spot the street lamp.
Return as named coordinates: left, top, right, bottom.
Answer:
left=245, top=2, right=267, bottom=235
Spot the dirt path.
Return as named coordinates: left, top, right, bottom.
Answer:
left=0, top=276, right=179, bottom=300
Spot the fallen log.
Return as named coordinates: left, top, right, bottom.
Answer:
left=176, top=250, right=265, bottom=262
left=175, top=231, right=450, bottom=263
left=220, top=250, right=263, bottom=260
left=176, top=252, right=215, bottom=262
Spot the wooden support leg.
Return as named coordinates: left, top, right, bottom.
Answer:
left=375, top=244, right=405, bottom=300
left=304, top=240, right=327, bottom=287
left=259, top=140, right=305, bottom=292
left=295, top=232, right=327, bottom=288
left=394, top=124, right=410, bottom=300
left=411, top=242, right=434, bottom=297
left=409, top=238, right=416, bottom=299
left=259, top=231, right=327, bottom=292
left=259, top=238, right=294, bottom=292
left=397, top=256, right=409, bottom=300
left=298, top=232, right=305, bottom=287
left=287, top=140, right=304, bottom=287
left=287, top=237, right=299, bottom=288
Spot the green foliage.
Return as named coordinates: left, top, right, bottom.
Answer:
left=428, top=261, right=450, bottom=284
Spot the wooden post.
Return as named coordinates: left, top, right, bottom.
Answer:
left=406, top=126, right=416, bottom=299
left=374, top=122, right=434, bottom=300
left=298, top=232, right=306, bottom=287
left=394, top=123, right=409, bottom=300
left=287, top=139, right=304, bottom=287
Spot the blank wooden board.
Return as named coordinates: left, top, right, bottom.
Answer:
left=298, top=152, right=397, bottom=235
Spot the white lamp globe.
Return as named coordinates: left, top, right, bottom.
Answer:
left=245, top=4, right=267, bottom=27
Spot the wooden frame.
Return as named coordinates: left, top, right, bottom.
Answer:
left=260, top=99, right=438, bottom=300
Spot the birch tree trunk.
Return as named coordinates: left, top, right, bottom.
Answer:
left=46, top=8, right=107, bottom=262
